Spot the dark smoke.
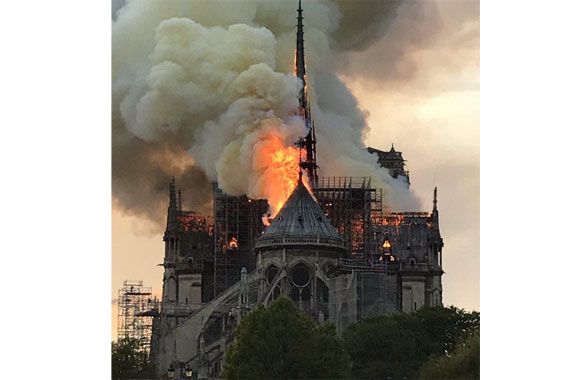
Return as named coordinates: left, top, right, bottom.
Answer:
left=330, top=0, right=404, bottom=52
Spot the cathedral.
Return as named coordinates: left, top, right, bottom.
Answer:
left=149, top=2, right=444, bottom=378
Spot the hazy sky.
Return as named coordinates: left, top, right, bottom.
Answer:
left=112, top=0, right=479, bottom=340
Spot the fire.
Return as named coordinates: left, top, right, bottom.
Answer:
left=294, top=49, right=298, bottom=76
left=253, top=129, right=300, bottom=221
left=229, top=237, right=238, bottom=249
left=380, top=214, right=405, bottom=226
left=267, top=143, right=298, bottom=216
left=253, top=45, right=312, bottom=227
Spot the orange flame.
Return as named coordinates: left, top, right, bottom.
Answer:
left=253, top=125, right=316, bottom=227
left=294, top=48, right=298, bottom=76
left=229, top=237, right=238, bottom=249
left=254, top=131, right=300, bottom=220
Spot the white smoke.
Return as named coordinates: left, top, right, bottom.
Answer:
left=112, top=0, right=421, bottom=227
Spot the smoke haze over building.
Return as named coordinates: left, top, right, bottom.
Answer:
left=111, top=0, right=480, bottom=338
left=112, top=0, right=423, bottom=230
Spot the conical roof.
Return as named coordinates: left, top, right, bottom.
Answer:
left=255, top=177, right=345, bottom=252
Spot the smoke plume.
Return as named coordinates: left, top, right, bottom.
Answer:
left=112, top=0, right=421, bottom=230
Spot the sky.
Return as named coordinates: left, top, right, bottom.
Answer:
left=112, top=0, right=479, bottom=340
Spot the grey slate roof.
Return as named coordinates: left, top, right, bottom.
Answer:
left=255, top=178, right=345, bottom=251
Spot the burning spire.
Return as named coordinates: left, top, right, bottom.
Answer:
left=295, top=0, right=318, bottom=187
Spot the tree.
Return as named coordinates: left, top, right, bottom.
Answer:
left=223, top=297, right=351, bottom=379
left=342, top=313, right=424, bottom=379
left=111, top=337, right=153, bottom=379
left=418, top=333, right=480, bottom=380
left=412, top=306, right=480, bottom=358
left=342, top=306, right=480, bottom=379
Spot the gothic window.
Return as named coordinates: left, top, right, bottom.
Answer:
left=291, top=286, right=310, bottom=302
left=291, top=264, right=310, bottom=288
left=290, top=263, right=311, bottom=302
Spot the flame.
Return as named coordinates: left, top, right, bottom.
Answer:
left=253, top=127, right=317, bottom=227
left=254, top=130, right=300, bottom=220
left=380, top=214, right=405, bottom=226
left=253, top=46, right=313, bottom=226
left=294, top=48, right=298, bottom=76
left=229, top=237, right=238, bottom=249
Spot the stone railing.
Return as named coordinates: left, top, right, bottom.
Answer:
left=399, top=262, right=430, bottom=272
left=256, top=235, right=345, bottom=250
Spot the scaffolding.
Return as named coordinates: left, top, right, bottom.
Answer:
left=212, top=183, right=268, bottom=297
left=117, top=280, right=157, bottom=350
left=314, top=177, right=382, bottom=256
left=371, top=211, right=432, bottom=260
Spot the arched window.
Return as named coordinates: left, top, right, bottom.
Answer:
left=289, top=264, right=311, bottom=302
left=291, top=264, right=310, bottom=288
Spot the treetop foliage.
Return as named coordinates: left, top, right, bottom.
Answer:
left=418, top=332, right=480, bottom=380
left=342, top=305, right=480, bottom=379
left=223, top=297, right=351, bottom=379
left=111, top=337, right=153, bottom=380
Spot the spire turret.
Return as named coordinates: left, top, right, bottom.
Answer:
left=169, top=177, right=177, bottom=209
left=432, top=186, right=439, bottom=225
left=433, top=187, right=438, bottom=211
left=294, top=0, right=318, bottom=187
left=166, top=177, right=179, bottom=234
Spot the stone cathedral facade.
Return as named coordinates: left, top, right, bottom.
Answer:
left=148, top=2, right=444, bottom=378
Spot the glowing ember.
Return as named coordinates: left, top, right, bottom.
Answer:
left=294, top=49, right=298, bottom=76
left=229, top=237, right=238, bottom=249
left=381, top=214, right=405, bottom=226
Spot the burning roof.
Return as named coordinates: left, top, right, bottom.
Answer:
left=256, top=176, right=344, bottom=251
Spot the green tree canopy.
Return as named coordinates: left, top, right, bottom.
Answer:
left=223, top=297, right=351, bottom=379
left=342, top=306, right=480, bottom=379
left=418, top=333, right=480, bottom=380
left=111, top=337, right=153, bottom=379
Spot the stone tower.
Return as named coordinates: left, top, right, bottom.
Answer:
left=161, top=178, right=180, bottom=306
